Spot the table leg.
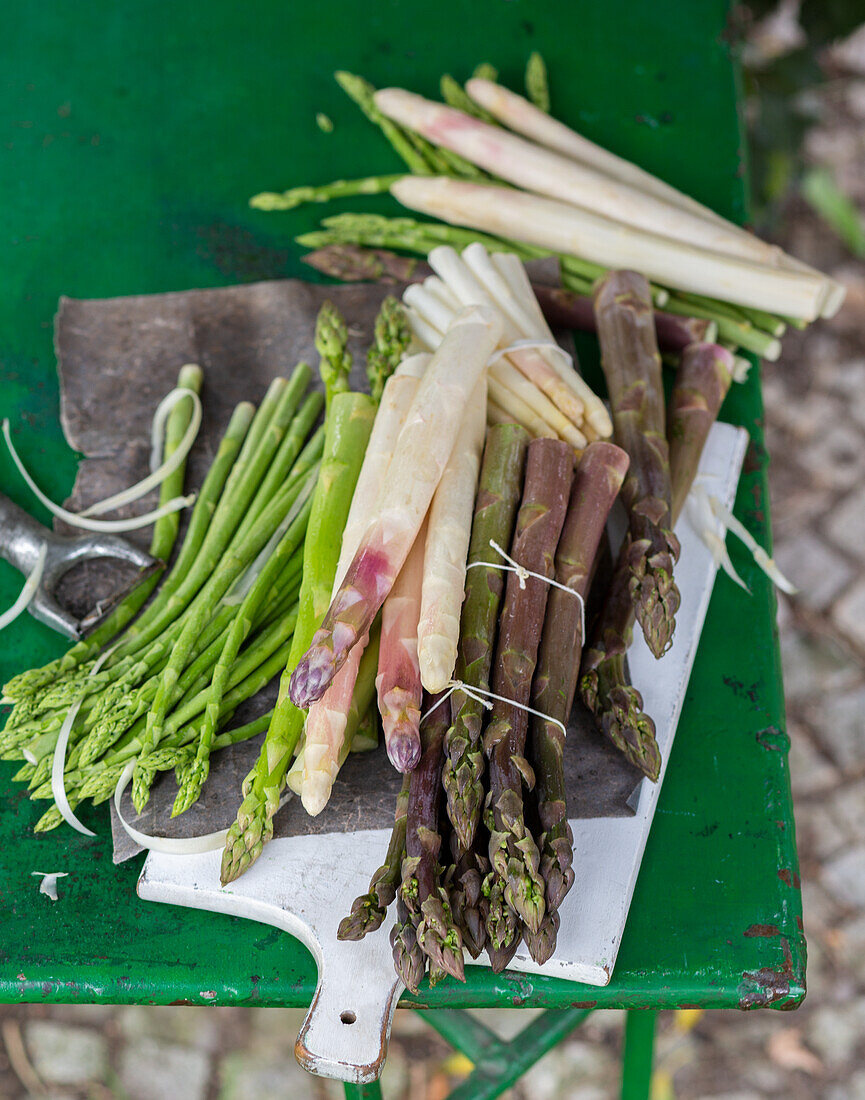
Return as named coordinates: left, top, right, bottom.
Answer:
left=620, top=1009, right=656, bottom=1100
left=343, top=1082, right=383, bottom=1100
left=418, top=1006, right=592, bottom=1100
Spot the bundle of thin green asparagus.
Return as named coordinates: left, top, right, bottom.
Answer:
left=1, top=295, right=412, bottom=840
left=250, top=56, right=842, bottom=356
left=1, top=359, right=327, bottom=831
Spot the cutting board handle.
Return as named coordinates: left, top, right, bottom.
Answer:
left=296, top=935, right=403, bottom=1084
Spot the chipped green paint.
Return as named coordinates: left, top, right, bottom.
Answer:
left=0, top=0, right=803, bottom=1012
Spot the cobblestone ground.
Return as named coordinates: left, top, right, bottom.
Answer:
left=3, top=31, right=865, bottom=1100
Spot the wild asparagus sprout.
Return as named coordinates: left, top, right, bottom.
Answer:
left=594, top=271, right=680, bottom=657
left=444, top=423, right=529, bottom=852
left=484, top=438, right=574, bottom=940
left=524, top=442, right=629, bottom=963
left=338, top=776, right=410, bottom=940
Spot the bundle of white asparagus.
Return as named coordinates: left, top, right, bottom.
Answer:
left=288, top=245, right=608, bottom=816
left=373, top=83, right=843, bottom=323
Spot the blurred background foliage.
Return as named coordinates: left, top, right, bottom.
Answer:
left=737, top=0, right=865, bottom=254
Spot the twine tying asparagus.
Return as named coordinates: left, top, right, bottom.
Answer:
left=421, top=677, right=567, bottom=740
left=486, top=337, right=572, bottom=370
left=467, top=539, right=585, bottom=639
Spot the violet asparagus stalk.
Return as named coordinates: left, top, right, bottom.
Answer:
left=391, top=896, right=426, bottom=994
left=400, top=691, right=464, bottom=982
left=484, top=438, right=574, bottom=942
left=443, top=423, right=529, bottom=853
left=580, top=342, right=734, bottom=778
left=524, top=441, right=629, bottom=963
left=446, top=844, right=490, bottom=960
left=338, top=776, right=410, bottom=940
left=594, top=270, right=680, bottom=658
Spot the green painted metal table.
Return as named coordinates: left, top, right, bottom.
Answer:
left=0, top=3, right=804, bottom=1097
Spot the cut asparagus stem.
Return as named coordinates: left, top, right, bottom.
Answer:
left=484, top=438, right=574, bottom=942
left=444, top=423, right=529, bottom=853
left=401, top=691, right=464, bottom=981
left=338, top=776, right=410, bottom=940
left=594, top=271, right=680, bottom=658
left=525, top=442, right=629, bottom=963
left=288, top=305, right=502, bottom=709
left=390, top=176, right=827, bottom=320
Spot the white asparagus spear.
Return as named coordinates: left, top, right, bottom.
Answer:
left=417, top=377, right=488, bottom=692
left=404, top=284, right=586, bottom=448
left=487, top=400, right=520, bottom=428
left=333, top=352, right=430, bottom=593
left=489, top=251, right=613, bottom=438
left=466, top=76, right=843, bottom=318
left=300, top=353, right=431, bottom=814
left=487, top=377, right=558, bottom=440
left=376, top=88, right=800, bottom=270
left=391, top=176, right=825, bottom=321
left=376, top=520, right=426, bottom=772
left=427, top=246, right=588, bottom=428
left=288, top=304, right=503, bottom=708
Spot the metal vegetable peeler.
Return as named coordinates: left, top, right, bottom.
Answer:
left=0, top=492, right=160, bottom=639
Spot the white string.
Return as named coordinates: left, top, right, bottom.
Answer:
left=51, top=645, right=118, bottom=837
left=466, top=539, right=586, bottom=639
left=421, top=678, right=568, bottom=739
left=487, top=338, right=573, bottom=370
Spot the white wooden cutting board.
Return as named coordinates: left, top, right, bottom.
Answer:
left=138, top=422, right=749, bottom=1084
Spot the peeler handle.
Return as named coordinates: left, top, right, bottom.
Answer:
left=0, top=492, right=54, bottom=578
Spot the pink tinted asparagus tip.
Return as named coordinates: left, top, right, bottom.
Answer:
left=387, top=729, right=422, bottom=773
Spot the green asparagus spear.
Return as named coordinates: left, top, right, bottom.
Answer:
left=525, top=52, right=550, bottom=113
left=221, top=302, right=377, bottom=884
left=443, top=424, right=529, bottom=853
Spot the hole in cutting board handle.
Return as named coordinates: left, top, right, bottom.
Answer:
left=340, top=1010, right=357, bottom=1025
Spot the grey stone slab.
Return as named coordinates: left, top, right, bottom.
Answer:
left=25, top=1020, right=107, bottom=1085
left=822, top=844, right=865, bottom=909
left=218, top=1051, right=311, bottom=1100
left=780, top=626, right=861, bottom=706
left=826, top=488, right=865, bottom=563
left=805, top=683, right=865, bottom=769
left=119, top=1038, right=210, bottom=1100
left=773, top=531, right=854, bottom=611
left=833, top=578, right=865, bottom=652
